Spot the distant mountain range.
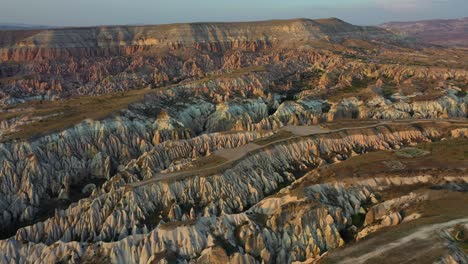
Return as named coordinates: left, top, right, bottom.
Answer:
left=2, top=17, right=467, bottom=47
left=0, top=23, right=51, bottom=30
left=380, top=17, right=468, bottom=47
left=0, top=18, right=392, bottom=50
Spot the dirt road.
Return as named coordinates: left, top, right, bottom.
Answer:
left=129, top=119, right=466, bottom=188
left=339, top=217, right=468, bottom=264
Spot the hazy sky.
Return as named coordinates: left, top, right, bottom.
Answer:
left=1, top=0, right=466, bottom=27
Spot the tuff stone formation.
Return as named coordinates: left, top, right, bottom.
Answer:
left=0, top=18, right=392, bottom=99
left=0, top=18, right=467, bottom=263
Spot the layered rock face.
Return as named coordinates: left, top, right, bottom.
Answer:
left=0, top=18, right=466, bottom=264
left=0, top=122, right=466, bottom=263
left=0, top=116, right=269, bottom=231
left=0, top=18, right=390, bottom=54
left=0, top=76, right=466, bottom=234
left=0, top=18, right=402, bottom=99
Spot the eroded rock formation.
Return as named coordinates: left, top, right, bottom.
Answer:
left=0, top=18, right=466, bottom=264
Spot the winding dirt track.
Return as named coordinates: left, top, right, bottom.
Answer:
left=339, top=217, right=468, bottom=264
left=129, top=119, right=466, bottom=188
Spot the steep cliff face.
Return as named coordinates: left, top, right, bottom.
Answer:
left=0, top=18, right=389, bottom=50
left=0, top=114, right=269, bottom=233
left=0, top=63, right=466, bottom=232
left=0, top=123, right=466, bottom=263
left=0, top=124, right=460, bottom=242
left=0, top=18, right=466, bottom=263
left=0, top=17, right=466, bottom=115
left=0, top=17, right=407, bottom=99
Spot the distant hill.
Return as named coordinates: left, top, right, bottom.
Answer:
left=380, top=18, right=468, bottom=47
left=0, top=23, right=51, bottom=30
left=0, top=18, right=392, bottom=49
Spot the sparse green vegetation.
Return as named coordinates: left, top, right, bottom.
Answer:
left=327, top=77, right=375, bottom=102
left=158, top=219, right=197, bottom=230
left=381, top=87, right=395, bottom=99
left=249, top=212, right=269, bottom=227
left=0, top=74, right=36, bottom=84
left=294, top=134, right=468, bottom=184
left=234, top=222, right=250, bottom=247
left=290, top=68, right=324, bottom=90
left=395, top=148, right=430, bottom=158
left=453, top=224, right=468, bottom=254
left=417, top=139, right=468, bottom=161
left=180, top=65, right=267, bottom=86
left=456, top=90, right=467, bottom=98
left=352, top=213, right=366, bottom=227
left=343, top=78, right=370, bottom=93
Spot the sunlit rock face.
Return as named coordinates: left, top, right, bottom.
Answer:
left=0, top=18, right=392, bottom=99
left=0, top=85, right=460, bottom=231
left=0, top=112, right=270, bottom=233
left=0, top=122, right=465, bottom=263
left=1, top=61, right=464, bottom=233
left=0, top=17, right=467, bottom=264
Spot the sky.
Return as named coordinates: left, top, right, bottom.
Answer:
left=0, top=0, right=466, bottom=27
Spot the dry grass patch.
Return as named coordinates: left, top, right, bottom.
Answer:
left=158, top=219, right=197, bottom=230
left=294, top=137, right=467, bottom=186
left=0, top=74, right=36, bottom=84
left=410, top=92, right=445, bottom=102
left=177, top=65, right=267, bottom=86
left=322, top=120, right=380, bottom=130
left=321, top=190, right=468, bottom=264
left=187, top=154, right=228, bottom=171
left=417, top=139, right=467, bottom=162
left=1, top=88, right=152, bottom=142
left=254, top=130, right=293, bottom=145
left=327, top=85, right=375, bottom=103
